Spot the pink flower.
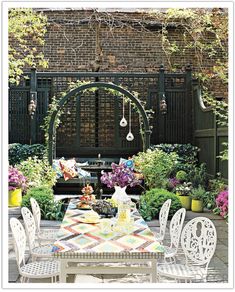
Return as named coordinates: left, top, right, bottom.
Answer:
left=8, top=166, right=27, bottom=191
left=215, top=190, right=228, bottom=219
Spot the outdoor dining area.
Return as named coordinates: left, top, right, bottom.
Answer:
left=9, top=160, right=219, bottom=284
left=6, top=5, right=230, bottom=287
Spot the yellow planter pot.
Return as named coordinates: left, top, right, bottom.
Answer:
left=191, top=199, right=203, bottom=213
left=8, top=188, right=22, bottom=207
left=177, top=193, right=191, bottom=210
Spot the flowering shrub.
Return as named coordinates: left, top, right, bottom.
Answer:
left=101, top=163, right=141, bottom=188
left=17, top=157, right=56, bottom=188
left=8, top=166, right=27, bottom=191
left=214, top=190, right=228, bottom=220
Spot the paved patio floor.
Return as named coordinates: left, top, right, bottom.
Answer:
left=8, top=208, right=228, bottom=284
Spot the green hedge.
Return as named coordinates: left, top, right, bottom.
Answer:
left=139, top=188, right=182, bottom=221
left=9, top=143, right=46, bottom=166
left=21, top=186, right=64, bottom=221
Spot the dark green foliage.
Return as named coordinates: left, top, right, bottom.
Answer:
left=190, top=185, right=206, bottom=201
left=187, top=163, right=207, bottom=188
left=204, top=191, right=217, bottom=210
left=151, top=143, right=199, bottom=174
left=206, top=174, right=227, bottom=210
left=9, top=143, right=46, bottom=166
left=208, top=173, right=226, bottom=194
left=139, top=188, right=182, bottom=221
left=21, top=186, right=64, bottom=221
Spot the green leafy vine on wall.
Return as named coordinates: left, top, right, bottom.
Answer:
left=41, top=80, right=153, bottom=155
left=9, top=8, right=48, bottom=85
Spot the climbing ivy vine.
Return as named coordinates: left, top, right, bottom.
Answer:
left=8, top=8, right=48, bottom=85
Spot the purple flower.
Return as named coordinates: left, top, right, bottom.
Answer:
left=101, top=163, right=141, bottom=188
left=8, top=166, right=27, bottom=192
left=168, top=177, right=180, bottom=189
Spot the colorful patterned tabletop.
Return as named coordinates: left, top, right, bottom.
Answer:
left=52, top=200, right=164, bottom=260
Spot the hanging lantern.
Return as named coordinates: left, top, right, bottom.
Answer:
left=126, top=101, right=134, bottom=141
left=160, top=94, right=167, bottom=114
left=120, top=95, right=127, bottom=127
left=28, top=92, right=37, bottom=119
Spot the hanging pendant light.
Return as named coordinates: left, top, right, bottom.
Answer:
left=126, top=101, right=134, bottom=141
left=120, top=95, right=127, bottom=127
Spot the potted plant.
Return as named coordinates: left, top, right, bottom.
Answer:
left=190, top=185, right=206, bottom=212
left=175, top=182, right=192, bottom=210
left=8, top=166, right=27, bottom=207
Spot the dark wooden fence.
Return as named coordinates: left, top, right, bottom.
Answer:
left=192, top=81, right=228, bottom=179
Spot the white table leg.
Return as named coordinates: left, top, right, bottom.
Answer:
left=60, top=260, right=67, bottom=283
left=151, top=260, right=157, bottom=283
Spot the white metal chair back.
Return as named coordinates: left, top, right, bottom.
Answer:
left=21, top=207, right=37, bottom=252
left=10, top=218, right=26, bottom=270
left=159, top=199, right=171, bottom=239
left=30, top=197, right=41, bottom=233
left=169, top=208, right=186, bottom=250
left=181, top=217, right=217, bottom=268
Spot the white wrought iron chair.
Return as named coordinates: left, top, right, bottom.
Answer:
left=157, top=217, right=217, bottom=283
left=21, top=207, right=55, bottom=261
left=10, top=218, right=60, bottom=283
left=30, top=197, right=58, bottom=243
left=155, top=199, right=171, bottom=243
left=162, top=208, right=186, bottom=263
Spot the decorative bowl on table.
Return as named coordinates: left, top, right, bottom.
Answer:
left=76, top=201, right=92, bottom=210
left=91, top=200, right=116, bottom=218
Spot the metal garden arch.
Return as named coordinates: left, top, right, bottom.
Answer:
left=48, top=82, right=151, bottom=164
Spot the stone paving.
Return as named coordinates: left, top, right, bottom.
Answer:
left=8, top=208, right=228, bottom=284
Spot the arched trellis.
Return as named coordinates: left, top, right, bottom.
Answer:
left=48, top=82, right=152, bottom=165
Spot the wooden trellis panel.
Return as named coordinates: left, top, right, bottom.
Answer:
left=9, top=69, right=193, bottom=159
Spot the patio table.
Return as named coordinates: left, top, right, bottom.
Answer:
left=52, top=199, right=164, bottom=283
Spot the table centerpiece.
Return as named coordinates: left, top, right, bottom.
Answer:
left=101, top=163, right=141, bottom=224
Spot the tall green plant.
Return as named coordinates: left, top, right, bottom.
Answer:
left=133, top=149, right=178, bottom=189
left=17, top=157, right=56, bottom=188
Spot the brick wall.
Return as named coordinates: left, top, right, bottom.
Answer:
left=32, top=9, right=226, bottom=99
left=38, top=11, right=202, bottom=70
